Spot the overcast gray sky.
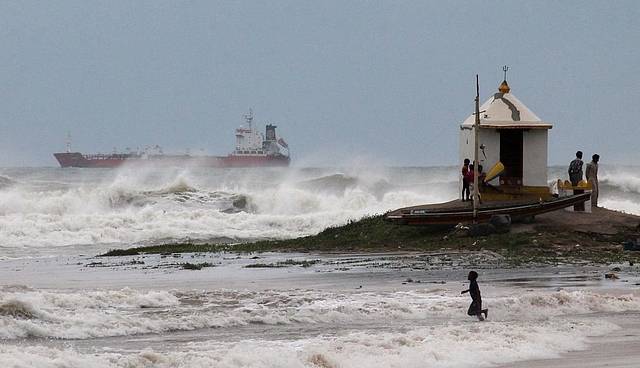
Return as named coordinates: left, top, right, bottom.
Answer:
left=1, top=1, right=638, bottom=167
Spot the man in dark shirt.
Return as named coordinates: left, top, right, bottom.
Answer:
left=568, top=151, right=584, bottom=186
left=461, top=158, right=470, bottom=201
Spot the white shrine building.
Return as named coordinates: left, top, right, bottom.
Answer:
left=459, top=78, right=553, bottom=200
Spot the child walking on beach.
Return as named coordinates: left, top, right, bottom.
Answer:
left=461, top=271, right=488, bottom=321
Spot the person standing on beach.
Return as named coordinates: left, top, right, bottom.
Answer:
left=568, top=151, right=584, bottom=186
left=465, top=164, right=481, bottom=203
left=466, top=164, right=475, bottom=197
left=461, top=158, right=470, bottom=201
left=461, top=271, right=488, bottom=321
left=586, top=154, right=600, bottom=207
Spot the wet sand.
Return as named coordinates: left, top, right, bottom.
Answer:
left=504, top=312, right=640, bottom=368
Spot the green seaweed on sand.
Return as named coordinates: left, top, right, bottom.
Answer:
left=100, top=214, right=640, bottom=266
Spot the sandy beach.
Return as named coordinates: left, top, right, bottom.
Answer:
left=515, top=206, right=640, bottom=236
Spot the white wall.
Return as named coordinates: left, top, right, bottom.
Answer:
left=460, top=127, right=549, bottom=187
left=459, top=128, right=473, bottom=167
left=522, top=129, right=548, bottom=186
left=478, top=130, right=501, bottom=176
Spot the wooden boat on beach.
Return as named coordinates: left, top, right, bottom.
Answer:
left=383, top=192, right=591, bottom=226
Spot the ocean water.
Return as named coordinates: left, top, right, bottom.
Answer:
left=1, top=165, right=639, bottom=367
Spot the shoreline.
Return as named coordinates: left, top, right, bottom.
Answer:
left=95, top=205, right=640, bottom=270
left=503, top=312, right=640, bottom=368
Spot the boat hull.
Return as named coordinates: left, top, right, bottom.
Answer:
left=54, top=152, right=290, bottom=168
left=383, top=193, right=591, bottom=226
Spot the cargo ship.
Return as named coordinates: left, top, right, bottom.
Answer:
left=54, top=110, right=290, bottom=168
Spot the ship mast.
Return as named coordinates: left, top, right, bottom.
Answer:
left=66, top=132, right=72, bottom=153
left=243, top=108, right=253, bottom=131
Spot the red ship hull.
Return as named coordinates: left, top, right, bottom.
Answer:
left=54, top=152, right=290, bottom=168
left=55, top=111, right=291, bottom=168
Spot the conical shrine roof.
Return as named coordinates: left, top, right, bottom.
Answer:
left=461, top=81, right=552, bottom=129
